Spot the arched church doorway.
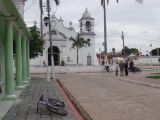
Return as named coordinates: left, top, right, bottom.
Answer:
left=48, top=46, right=60, bottom=66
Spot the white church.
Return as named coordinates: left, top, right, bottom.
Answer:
left=30, top=9, right=98, bottom=66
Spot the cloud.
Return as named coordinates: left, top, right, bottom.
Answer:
left=24, top=0, right=160, bottom=53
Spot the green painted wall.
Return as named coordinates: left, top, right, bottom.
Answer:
left=0, top=16, right=5, bottom=94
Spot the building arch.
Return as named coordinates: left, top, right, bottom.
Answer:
left=48, top=46, right=60, bottom=66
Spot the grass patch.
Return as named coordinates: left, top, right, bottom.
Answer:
left=146, top=76, right=160, bottom=79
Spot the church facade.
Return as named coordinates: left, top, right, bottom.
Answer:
left=31, top=9, right=98, bottom=66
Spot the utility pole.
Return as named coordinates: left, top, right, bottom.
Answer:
left=121, top=31, right=125, bottom=58
left=46, top=0, right=55, bottom=80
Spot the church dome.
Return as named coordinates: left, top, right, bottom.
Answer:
left=80, top=9, right=94, bottom=20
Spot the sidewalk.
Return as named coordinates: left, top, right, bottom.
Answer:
left=118, top=71, right=160, bottom=86
left=2, top=75, right=77, bottom=120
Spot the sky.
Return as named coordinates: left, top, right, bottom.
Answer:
left=24, top=0, right=160, bottom=54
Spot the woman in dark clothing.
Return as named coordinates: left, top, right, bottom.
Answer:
left=125, top=60, right=128, bottom=76
left=129, top=59, right=134, bottom=72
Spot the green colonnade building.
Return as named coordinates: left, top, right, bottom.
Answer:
left=0, top=0, right=31, bottom=98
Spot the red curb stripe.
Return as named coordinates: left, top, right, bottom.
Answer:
left=55, top=80, right=84, bottom=120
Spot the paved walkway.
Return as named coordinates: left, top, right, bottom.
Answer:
left=3, top=76, right=76, bottom=120
left=57, top=73, right=160, bottom=120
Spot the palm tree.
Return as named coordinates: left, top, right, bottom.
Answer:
left=70, top=33, right=91, bottom=65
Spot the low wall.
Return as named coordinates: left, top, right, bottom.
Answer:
left=30, top=66, right=103, bottom=74
left=136, top=56, right=160, bottom=65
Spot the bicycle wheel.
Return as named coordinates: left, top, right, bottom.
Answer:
left=48, top=98, right=65, bottom=107
left=47, top=105, right=68, bottom=116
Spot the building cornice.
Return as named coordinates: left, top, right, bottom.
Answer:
left=1, top=0, right=31, bottom=39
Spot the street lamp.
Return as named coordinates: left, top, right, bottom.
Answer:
left=43, top=16, right=49, bottom=27
left=121, top=31, right=125, bottom=58
left=40, top=0, right=59, bottom=82
left=43, top=0, right=60, bottom=81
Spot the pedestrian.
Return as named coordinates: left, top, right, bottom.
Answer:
left=115, top=62, right=119, bottom=76
left=119, top=61, right=124, bottom=76
left=129, top=59, right=134, bottom=72
left=43, top=60, right=46, bottom=67
left=125, top=60, right=128, bottom=76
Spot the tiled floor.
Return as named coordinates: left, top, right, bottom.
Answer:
left=3, top=77, right=76, bottom=120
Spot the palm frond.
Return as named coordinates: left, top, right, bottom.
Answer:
left=69, top=37, right=76, bottom=42
left=70, top=33, right=91, bottom=49
left=71, top=43, right=76, bottom=49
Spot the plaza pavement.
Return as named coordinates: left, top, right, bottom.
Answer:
left=2, top=66, right=159, bottom=120
left=56, top=72, right=160, bottom=120
left=2, top=75, right=77, bottom=120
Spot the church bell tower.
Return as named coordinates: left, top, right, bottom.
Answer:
left=79, top=9, right=97, bottom=66
left=79, top=8, right=95, bottom=34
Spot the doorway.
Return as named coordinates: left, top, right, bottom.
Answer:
left=87, top=56, right=91, bottom=66
left=48, top=46, right=60, bottom=66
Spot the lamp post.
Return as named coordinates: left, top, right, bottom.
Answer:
left=121, top=31, right=125, bottom=58
left=43, top=0, right=59, bottom=80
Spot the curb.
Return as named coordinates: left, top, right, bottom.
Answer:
left=115, top=77, right=160, bottom=89
left=57, top=79, right=93, bottom=120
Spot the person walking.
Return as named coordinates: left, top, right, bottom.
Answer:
left=43, top=60, right=46, bottom=67
left=119, top=61, right=124, bottom=76
left=115, top=62, right=119, bottom=76
left=125, top=60, right=128, bottom=76
left=129, top=59, right=134, bottom=72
